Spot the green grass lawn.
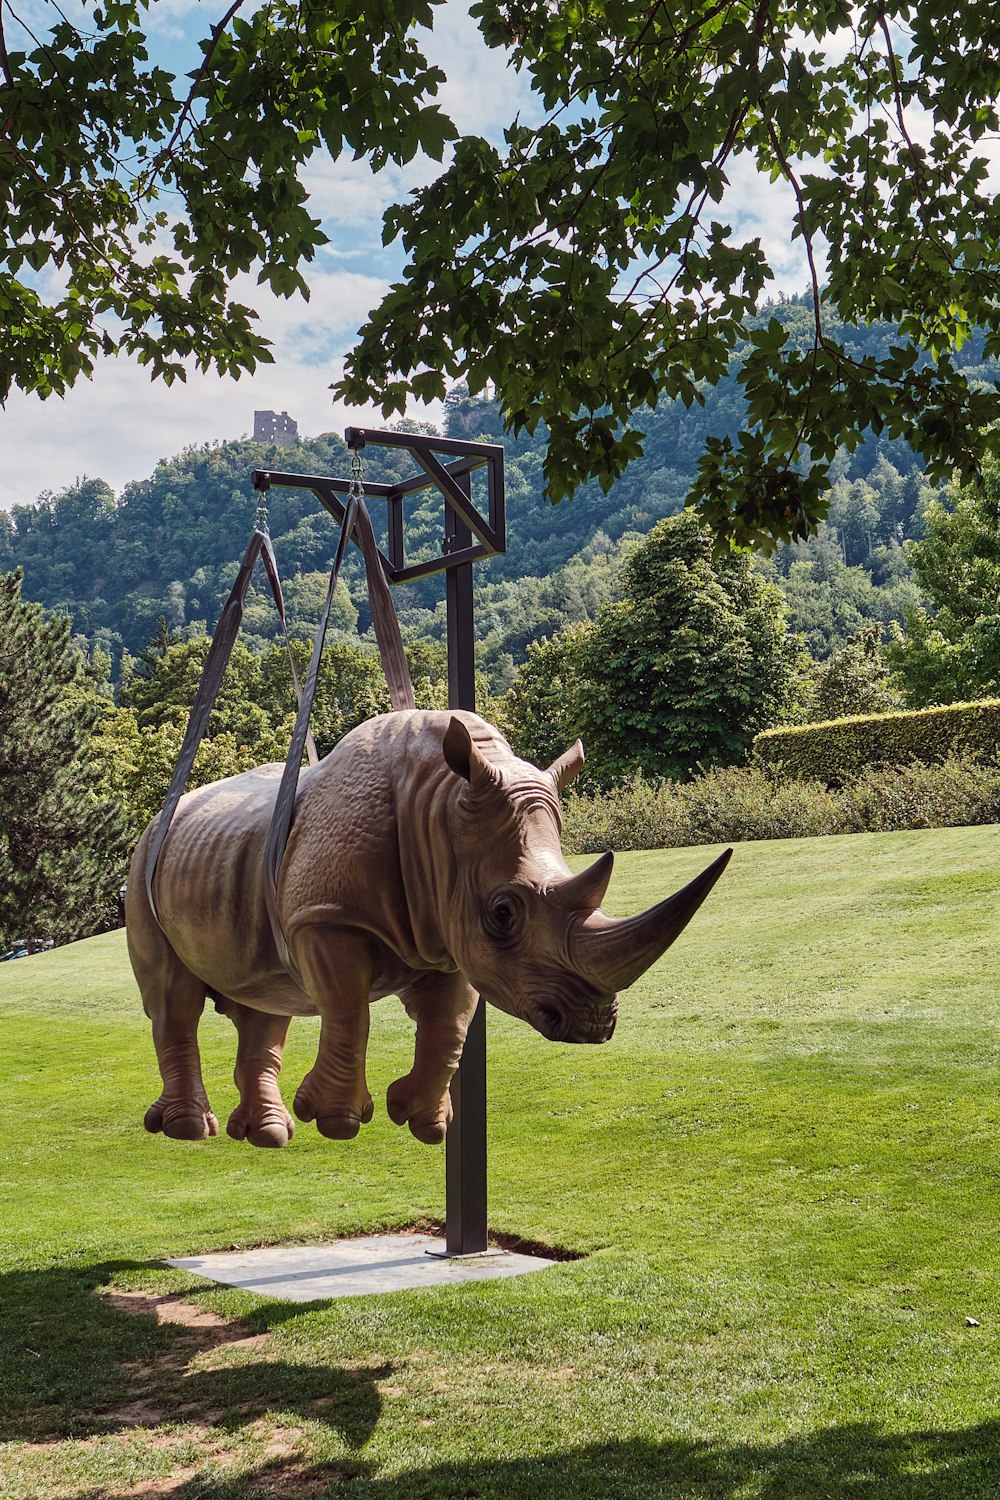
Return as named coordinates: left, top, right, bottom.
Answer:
left=2, top=826, right=1000, bottom=1498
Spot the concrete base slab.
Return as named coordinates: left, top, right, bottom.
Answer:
left=167, top=1233, right=555, bottom=1302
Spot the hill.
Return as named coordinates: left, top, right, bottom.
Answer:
left=2, top=299, right=995, bottom=679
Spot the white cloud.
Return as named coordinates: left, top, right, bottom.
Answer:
left=721, top=153, right=816, bottom=295
left=426, top=0, right=538, bottom=135
left=231, top=266, right=391, bottom=347
left=302, top=156, right=420, bottom=242
left=0, top=354, right=383, bottom=506
left=0, top=263, right=394, bottom=506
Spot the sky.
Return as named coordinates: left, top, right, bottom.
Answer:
left=0, top=0, right=819, bottom=510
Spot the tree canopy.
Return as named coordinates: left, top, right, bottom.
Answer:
left=505, top=512, right=805, bottom=784
left=888, top=458, right=1000, bottom=705
left=4, top=2, right=1000, bottom=547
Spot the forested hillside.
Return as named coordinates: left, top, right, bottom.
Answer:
left=2, top=298, right=994, bottom=687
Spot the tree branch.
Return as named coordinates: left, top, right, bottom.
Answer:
left=0, top=5, right=15, bottom=90
left=140, top=0, right=246, bottom=193
left=765, top=118, right=830, bottom=465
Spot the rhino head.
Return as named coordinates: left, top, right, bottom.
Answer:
left=440, top=717, right=731, bottom=1044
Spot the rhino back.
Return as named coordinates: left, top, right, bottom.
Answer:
left=278, top=710, right=517, bottom=969
left=278, top=713, right=456, bottom=967
left=137, top=710, right=513, bottom=995
left=132, top=764, right=287, bottom=986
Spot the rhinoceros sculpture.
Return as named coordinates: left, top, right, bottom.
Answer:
left=126, top=710, right=730, bottom=1149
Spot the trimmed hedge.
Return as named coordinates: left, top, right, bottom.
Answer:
left=753, top=698, right=1000, bottom=785
left=561, top=756, right=1000, bottom=854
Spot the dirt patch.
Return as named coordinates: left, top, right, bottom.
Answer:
left=81, top=1287, right=365, bottom=1495
left=99, top=1289, right=266, bottom=1366
left=90, top=1287, right=274, bottom=1436
left=253, top=1463, right=359, bottom=1495
left=246, top=1417, right=308, bottom=1456
left=100, top=1399, right=171, bottom=1428
left=103, top=1290, right=232, bottom=1332
left=116, top=1473, right=200, bottom=1498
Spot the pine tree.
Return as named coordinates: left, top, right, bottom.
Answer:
left=0, top=571, right=128, bottom=950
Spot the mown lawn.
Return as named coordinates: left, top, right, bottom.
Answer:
left=2, top=826, right=1000, bottom=1498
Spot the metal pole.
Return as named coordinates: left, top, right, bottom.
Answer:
left=444, top=476, right=489, bottom=1255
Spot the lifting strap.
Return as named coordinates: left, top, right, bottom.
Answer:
left=144, top=466, right=415, bottom=985
left=143, top=524, right=316, bottom=923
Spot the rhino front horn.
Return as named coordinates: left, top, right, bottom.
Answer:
left=571, top=848, right=733, bottom=993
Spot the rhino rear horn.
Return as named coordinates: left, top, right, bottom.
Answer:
left=571, top=848, right=732, bottom=993
left=557, top=851, right=615, bottom=911
left=547, top=739, right=585, bottom=792
left=443, top=716, right=502, bottom=790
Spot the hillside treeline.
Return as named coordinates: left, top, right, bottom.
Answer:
left=6, top=298, right=1000, bottom=944
left=5, top=298, right=989, bottom=692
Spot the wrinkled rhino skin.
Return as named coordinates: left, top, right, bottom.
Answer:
left=126, top=709, right=730, bottom=1149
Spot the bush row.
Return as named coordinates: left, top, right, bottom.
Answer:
left=561, top=756, right=1000, bottom=854
left=753, top=698, right=1000, bottom=785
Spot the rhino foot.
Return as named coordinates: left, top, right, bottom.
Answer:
left=316, top=1111, right=367, bottom=1140
left=293, top=1085, right=374, bottom=1140
left=144, top=1097, right=219, bottom=1141
left=386, top=1075, right=453, bottom=1145
left=226, top=1104, right=295, bottom=1149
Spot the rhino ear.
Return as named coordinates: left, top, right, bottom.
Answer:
left=443, top=716, right=501, bottom=790
left=547, top=739, right=585, bottom=792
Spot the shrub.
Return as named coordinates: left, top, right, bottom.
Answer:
left=753, top=698, right=1000, bottom=785
left=561, top=756, right=1000, bottom=854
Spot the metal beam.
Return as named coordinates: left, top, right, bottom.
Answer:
left=444, top=473, right=489, bottom=1257
left=252, top=442, right=504, bottom=583
left=254, top=468, right=395, bottom=498
left=345, top=425, right=504, bottom=463
left=412, top=449, right=500, bottom=552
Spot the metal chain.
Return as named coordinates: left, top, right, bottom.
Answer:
left=348, top=445, right=365, bottom=503
left=254, top=474, right=270, bottom=534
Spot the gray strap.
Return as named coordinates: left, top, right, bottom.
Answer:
left=258, top=533, right=319, bottom=767
left=144, top=529, right=317, bottom=926
left=354, top=503, right=415, bottom=712
left=145, top=529, right=265, bottom=923
left=261, top=492, right=361, bottom=982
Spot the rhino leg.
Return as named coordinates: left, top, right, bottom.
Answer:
left=125, top=858, right=218, bottom=1142
left=216, top=1000, right=295, bottom=1149
left=290, top=926, right=376, bottom=1140
left=387, top=972, right=479, bottom=1145
left=138, top=962, right=219, bottom=1142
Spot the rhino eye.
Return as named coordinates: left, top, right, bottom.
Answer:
left=486, top=894, right=520, bottom=939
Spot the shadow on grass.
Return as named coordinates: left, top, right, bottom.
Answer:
left=69, top=1424, right=1000, bottom=1499
left=0, top=1260, right=387, bottom=1450
left=3, top=1263, right=1000, bottom=1497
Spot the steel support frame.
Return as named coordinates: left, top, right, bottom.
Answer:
left=251, top=427, right=502, bottom=1257
left=443, top=476, right=488, bottom=1255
